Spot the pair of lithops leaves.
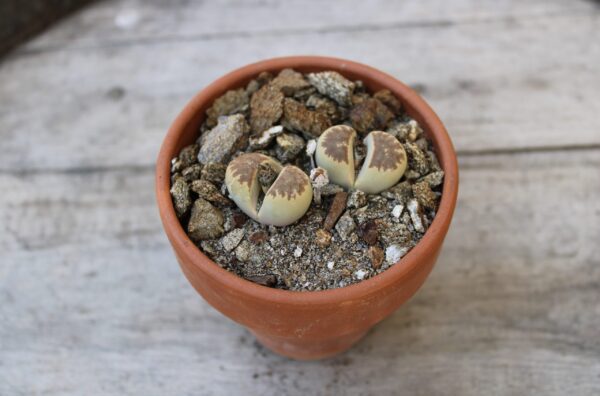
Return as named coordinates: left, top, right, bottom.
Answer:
left=225, top=125, right=407, bottom=226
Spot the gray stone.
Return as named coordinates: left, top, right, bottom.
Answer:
left=170, top=178, right=191, bottom=218
left=275, top=133, right=305, bottom=162
left=347, top=190, right=367, bottom=209
left=197, top=114, right=249, bottom=165
left=307, top=71, right=355, bottom=106
left=221, top=228, right=245, bottom=252
left=381, top=181, right=413, bottom=204
left=335, top=211, right=356, bottom=241
left=419, top=170, right=445, bottom=188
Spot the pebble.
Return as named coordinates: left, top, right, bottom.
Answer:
left=246, top=274, right=277, bottom=287
left=275, top=133, right=305, bottom=162
left=354, top=269, right=368, bottom=280
left=347, top=190, right=367, bottom=209
left=385, top=244, right=409, bottom=264
left=190, top=179, right=231, bottom=206
left=335, top=211, right=356, bottom=241
left=407, top=199, right=426, bottom=233
left=271, top=68, right=311, bottom=96
left=306, top=139, right=317, bottom=157
left=307, top=71, right=355, bottom=106
left=293, top=246, right=303, bottom=258
left=358, top=220, right=379, bottom=245
left=250, top=83, right=284, bottom=134
left=419, top=170, right=445, bottom=188
left=321, top=183, right=345, bottom=196
left=197, top=114, right=249, bottom=165
left=170, top=178, right=192, bottom=218
left=200, top=163, right=227, bottom=184
left=368, top=246, right=384, bottom=269
left=404, top=142, right=430, bottom=176
left=381, top=181, right=413, bottom=204
left=248, top=230, right=269, bottom=244
left=221, top=228, right=245, bottom=252
left=181, top=164, right=203, bottom=182
left=323, top=191, right=348, bottom=230
left=187, top=198, right=225, bottom=241
left=234, top=240, right=252, bottom=262
left=306, top=94, right=341, bottom=122
left=232, top=212, right=248, bottom=228
left=391, top=204, right=404, bottom=218
left=349, top=98, right=394, bottom=135
left=205, top=88, right=249, bottom=127
left=177, top=144, right=200, bottom=168
left=248, top=125, right=284, bottom=150
left=373, top=89, right=402, bottom=114
left=315, top=228, right=332, bottom=247
left=282, top=98, right=332, bottom=137
left=327, top=261, right=335, bottom=270
left=412, top=181, right=438, bottom=210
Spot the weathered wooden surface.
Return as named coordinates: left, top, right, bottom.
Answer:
left=1, top=0, right=600, bottom=395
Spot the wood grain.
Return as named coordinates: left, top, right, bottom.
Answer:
left=1, top=150, right=599, bottom=395
left=2, top=0, right=600, bottom=394
left=0, top=4, right=599, bottom=172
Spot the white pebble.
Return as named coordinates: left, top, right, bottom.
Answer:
left=385, top=244, right=409, bottom=264
left=327, top=261, right=335, bottom=270
left=280, top=249, right=286, bottom=256
left=355, top=269, right=368, bottom=280
left=293, top=246, right=303, bottom=258
left=306, top=139, right=317, bottom=156
left=391, top=204, right=404, bottom=218
left=407, top=199, right=425, bottom=233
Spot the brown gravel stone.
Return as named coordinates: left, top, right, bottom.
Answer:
left=368, top=246, right=384, bottom=269
left=271, top=68, right=311, bottom=96
left=358, top=220, right=379, bottom=245
left=200, top=163, right=227, bottom=184
left=404, top=142, right=430, bottom=176
left=248, top=230, right=269, bottom=244
left=323, top=191, right=348, bottom=231
left=205, top=88, right=249, bottom=127
left=250, top=84, right=284, bottom=134
left=177, top=143, right=200, bottom=168
left=306, top=94, right=341, bottom=122
left=412, top=181, right=438, bottom=210
left=190, top=179, right=231, bottom=206
left=373, top=89, right=402, bottom=114
left=381, top=181, right=413, bottom=204
left=246, top=274, right=277, bottom=287
left=187, top=198, right=224, bottom=241
left=282, top=98, right=331, bottom=138
left=181, top=163, right=202, bottom=182
left=349, top=98, right=394, bottom=135
left=232, top=212, right=248, bottom=228
left=315, top=228, right=332, bottom=247
left=170, top=178, right=192, bottom=218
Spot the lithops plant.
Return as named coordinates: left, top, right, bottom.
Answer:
left=316, top=125, right=407, bottom=194
left=225, top=153, right=313, bottom=226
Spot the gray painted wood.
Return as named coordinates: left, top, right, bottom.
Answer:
left=1, top=1, right=599, bottom=172
left=1, top=0, right=600, bottom=395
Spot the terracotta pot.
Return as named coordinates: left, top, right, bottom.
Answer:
left=156, top=56, right=459, bottom=360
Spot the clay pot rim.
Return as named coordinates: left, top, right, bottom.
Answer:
left=156, top=55, right=458, bottom=306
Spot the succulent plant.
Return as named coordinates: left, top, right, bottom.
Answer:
left=225, top=153, right=313, bottom=226
left=316, top=125, right=407, bottom=194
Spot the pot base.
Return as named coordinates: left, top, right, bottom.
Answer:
left=251, top=328, right=369, bottom=360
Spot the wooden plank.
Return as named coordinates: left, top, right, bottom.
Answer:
left=1, top=150, right=599, bottom=395
left=19, top=0, right=596, bottom=52
left=1, top=11, right=599, bottom=172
